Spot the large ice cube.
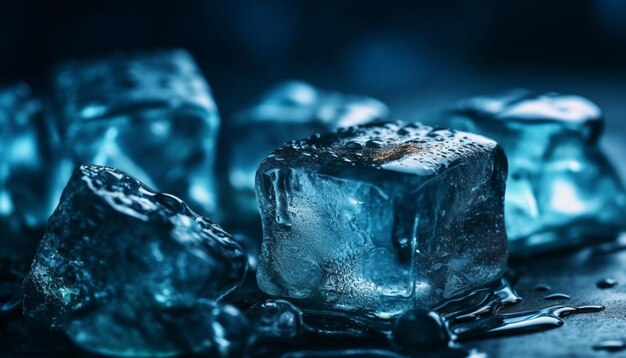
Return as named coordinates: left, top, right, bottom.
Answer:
left=23, top=165, right=247, bottom=329
left=52, top=49, right=219, bottom=216
left=255, top=121, right=508, bottom=319
left=0, top=84, right=62, bottom=260
left=444, top=90, right=626, bottom=255
left=228, top=81, right=388, bottom=196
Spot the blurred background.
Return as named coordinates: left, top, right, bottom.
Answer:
left=1, top=0, right=625, bottom=176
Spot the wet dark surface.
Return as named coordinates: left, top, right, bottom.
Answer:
left=470, top=234, right=626, bottom=357
left=3, top=235, right=626, bottom=357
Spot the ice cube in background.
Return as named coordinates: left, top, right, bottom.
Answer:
left=66, top=299, right=249, bottom=357
left=255, top=121, right=508, bottom=319
left=0, top=84, right=62, bottom=260
left=23, top=165, right=247, bottom=335
left=443, top=90, right=626, bottom=255
left=52, top=49, right=219, bottom=216
left=227, top=81, right=388, bottom=212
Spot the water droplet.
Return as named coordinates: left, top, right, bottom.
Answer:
left=534, top=284, right=551, bottom=292
left=365, top=140, right=384, bottom=148
left=345, top=141, right=363, bottom=150
left=593, top=340, right=626, bottom=352
left=544, top=293, right=570, bottom=300
left=596, top=278, right=618, bottom=289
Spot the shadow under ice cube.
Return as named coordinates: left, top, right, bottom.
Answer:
left=23, top=165, right=247, bottom=337
left=255, top=122, right=508, bottom=318
left=444, top=90, right=626, bottom=255
left=53, top=49, right=219, bottom=216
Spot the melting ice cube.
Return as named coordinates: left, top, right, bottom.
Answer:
left=52, top=49, right=220, bottom=216
left=227, top=81, right=388, bottom=214
left=22, top=165, right=247, bottom=336
left=443, top=90, right=626, bottom=255
left=255, top=121, right=508, bottom=319
left=0, top=84, right=62, bottom=260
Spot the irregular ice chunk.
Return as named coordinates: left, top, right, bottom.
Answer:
left=53, top=49, right=219, bottom=215
left=228, top=81, right=388, bottom=195
left=66, top=299, right=249, bottom=357
left=444, top=90, right=626, bottom=254
left=23, top=165, right=247, bottom=329
left=0, top=84, right=61, bottom=259
left=255, top=121, right=508, bottom=318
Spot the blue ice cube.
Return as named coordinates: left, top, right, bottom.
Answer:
left=23, top=165, right=247, bottom=330
left=228, top=81, right=388, bottom=197
left=0, top=84, right=62, bottom=260
left=255, top=121, right=508, bottom=319
left=444, top=90, right=626, bottom=255
left=52, top=49, right=219, bottom=216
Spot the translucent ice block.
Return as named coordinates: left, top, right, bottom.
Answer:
left=255, top=122, right=508, bottom=319
left=228, top=81, right=388, bottom=194
left=53, top=49, right=219, bottom=216
left=0, top=84, right=61, bottom=260
left=23, top=165, right=247, bottom=329
left=443, top=90, right=626, bottom=255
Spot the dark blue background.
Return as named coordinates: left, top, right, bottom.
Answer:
left=2, top=0, right=625, bottom=173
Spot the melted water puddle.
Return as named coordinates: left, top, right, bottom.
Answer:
left=436, top=279, right=604, bottom=342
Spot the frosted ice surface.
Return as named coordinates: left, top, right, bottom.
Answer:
left=255, top=121, right=508, bottom=318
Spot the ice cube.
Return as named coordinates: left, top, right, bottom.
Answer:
left=52, top=49, right=219, bottom=216
left=227, top=81, right=388, bottom=209
left=443, top=90, right=626, bottom=255
left=255, top=121, right=508, bottom=318
left=65, top=299, right=249, bottom=357
left=23, top=165, right=247, bottom=329
left=0, top=84, right=62, bottom=260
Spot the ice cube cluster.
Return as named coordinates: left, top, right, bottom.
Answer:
left=0, top=48, right=623, bottom=356
left=255, top=121, right=508, bottom=318
left=443, top=90, right=626, bottom=254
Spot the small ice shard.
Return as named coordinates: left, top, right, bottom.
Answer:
left=0, top=84, right=62, bottom=260
left=23, top=165, right=247, bottom=330
left=255, top=121, right=508, bottom=318
left=227, top=81, right=388, bottom=213
left=443, top=90, right=626, bottom=255
left=65, top=299, right=249, bottom=357
left=52, top=49, right=220, bottom=216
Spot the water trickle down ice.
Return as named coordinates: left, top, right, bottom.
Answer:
left=255, top=121, right=508, bottom=319
left=52, top=49, right=220, bottom=216
left=22, top=165, right=248, bottom=356
left=228, top=81, right=388, bottom=197
left=442, top=89, right=626, bottom=255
